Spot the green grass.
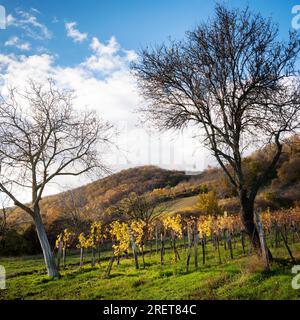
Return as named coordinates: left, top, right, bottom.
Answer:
left=164, top=195, right=198, bottom=211
left=1, top=238, right=300, bottom=300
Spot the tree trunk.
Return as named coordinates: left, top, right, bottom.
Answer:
left=240, top=196, right=273, bottom=261
left=33, top=209, right=60, bottom=277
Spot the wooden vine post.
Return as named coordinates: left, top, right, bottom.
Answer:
left=193, top=222, right=198, bottom=268
left=160, top=232, right=165, bottom=265
left=77, top=232, right=89, bottom=269
left=129, top=231, right=139, bottom=270
left=155, top=225, right=159, bottom=254
left=255, top=211, right=270, bottom=272
left=227, top=230, right=234, bottom=260
left=55, top=233, right=63, bottom=270
left=241, top=230, right=246, bottom=254
left=186, top=221, right=193, bottom=272
left=105, top=254, right=115, bottom=278
left=280, top=228, right=295, bottom=263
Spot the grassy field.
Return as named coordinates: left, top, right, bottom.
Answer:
left=1, top=239, right=300, bottom=300
left=166, top=196, right=198, bottom=211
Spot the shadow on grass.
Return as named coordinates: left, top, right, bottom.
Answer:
left=272, top=257, right=300, bottom=267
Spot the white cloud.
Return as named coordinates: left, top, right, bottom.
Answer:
left=7, top=9, right=52, bottom=40
left=30, top=8, right=41, bottom=15
left=83, top=36, right=137, bottom=74
left=5, top=36, right=31, bottom=51
left=0, top=36, right=209, bottom=199
left=65, top=21, right=88, bottom=43
left=90, top=36, right=119, bottom=55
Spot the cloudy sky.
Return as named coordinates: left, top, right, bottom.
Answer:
left=0, top=0, right=297, bottom=198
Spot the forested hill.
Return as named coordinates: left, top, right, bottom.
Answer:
left=5, top=166, right=192, bottom=229
left=2, top=135, right=300, bottom=255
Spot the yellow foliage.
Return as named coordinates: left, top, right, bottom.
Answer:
left=130, top=220, right=145, bottom=248
left=162, top=214, right=182, bottom=238
left=110, top=221, right=130, bottom=256
left=195, top=191, right=221, bottom=215
left=87, top=221, right=102, bottom=248
left=77, top=232, right=89, bottom=249
left=55, top=233, right=63, bottom=249
left=62, top=228, right=73, bottom=244
left=55, top=228, right=73, bottom=249
left=198, top=215, right=213, bottom=237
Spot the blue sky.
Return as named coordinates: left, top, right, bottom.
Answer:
left=0, top=0, right=298, bottom=67
left=0, top=0, right=299, bottom=198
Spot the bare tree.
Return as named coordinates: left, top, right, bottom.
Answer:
left=58, top=189, right=87, bottom=233
left=113, top=192, right=168, bottom=238
left=132, top=5, right=300, bottom=257
left=0, top=79, right=113, bottom=277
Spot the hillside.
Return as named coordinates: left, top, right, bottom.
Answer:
left=4, top=166, right=193, bottom=235
left=2, top=135, right=300, bottom=256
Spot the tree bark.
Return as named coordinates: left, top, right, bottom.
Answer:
left=33, top=208, right=60, bottom=277
left=240, top=196, right=273, bottom=261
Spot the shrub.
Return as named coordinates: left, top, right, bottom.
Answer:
left=0, top=230, right=29, bottom=256
left=195, top=191, right=222, bottom=215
